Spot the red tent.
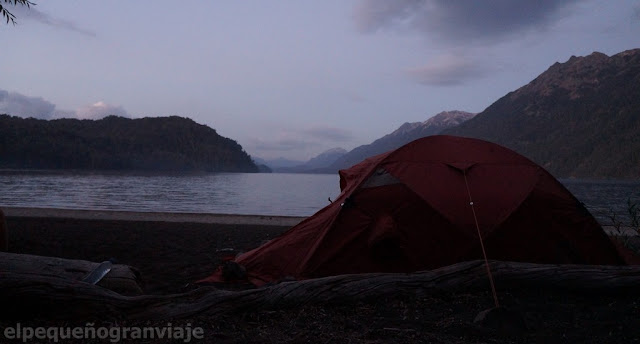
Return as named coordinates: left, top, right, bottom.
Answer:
left=200, top=135, right=625, bottom=286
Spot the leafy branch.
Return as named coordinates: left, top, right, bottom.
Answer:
left=1, top=0, right=35, bottom=24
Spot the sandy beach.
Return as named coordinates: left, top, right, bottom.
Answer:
left=4, top=209, right=292, bottom=294
left=2, top=208, right=640, bottom=343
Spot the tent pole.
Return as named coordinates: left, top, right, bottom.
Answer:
left=463, top=171, right=500, bottom=308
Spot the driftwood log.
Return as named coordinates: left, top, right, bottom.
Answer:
left=0, top=252, right=143, bottom=297
left=1, top=259, right=640, bottom=321
left=0, top=208, right=7, bottom=252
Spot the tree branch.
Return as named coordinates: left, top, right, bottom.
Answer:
left=1, top=0, right=35, bottom=25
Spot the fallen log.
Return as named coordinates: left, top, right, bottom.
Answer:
left=0, top=252, right=143, bottom=296
left=1, top=260, right=640, bottom=321
left=0, top=208, right=7, bottom=252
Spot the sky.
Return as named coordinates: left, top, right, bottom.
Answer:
left=1, top=1, right=638, bottom=161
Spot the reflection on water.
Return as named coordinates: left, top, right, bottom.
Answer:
left=0, top=170, right=638, bottom=224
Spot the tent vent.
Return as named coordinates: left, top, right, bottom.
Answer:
left=361, top=168, right=400, bottom=189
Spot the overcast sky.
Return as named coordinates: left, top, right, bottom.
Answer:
left=1, top=1, right=638, bottom=160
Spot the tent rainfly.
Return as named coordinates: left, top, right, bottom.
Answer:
left=199, top=135, right=625, bottom=286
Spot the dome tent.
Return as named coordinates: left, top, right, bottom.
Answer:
left=200, top=136, right=625, bottom=286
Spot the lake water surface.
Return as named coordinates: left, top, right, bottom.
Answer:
left=0, top=170, right=638, bottom=225
left=0, top=171, right=340, bottom=217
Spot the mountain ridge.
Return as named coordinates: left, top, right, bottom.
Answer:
left=327, top=110, right=476, bottom=172
left=444, top=49, right=640, bottom=179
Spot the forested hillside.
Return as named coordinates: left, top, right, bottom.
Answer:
left=0, top=115, right=259, bottom=172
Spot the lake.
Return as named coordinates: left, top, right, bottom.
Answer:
left=0, top=171, right=341, bottom=217
left=0, top=170, right=638, bottom=225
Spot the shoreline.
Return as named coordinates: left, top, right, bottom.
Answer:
left=3, top=206, right=636, bottom=236
left=1, top=206, right=306, bottom=227
left=5, top=215, right=292, bottom=294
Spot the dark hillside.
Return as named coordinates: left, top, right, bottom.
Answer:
left=0, top=115, right=258, bottom=172
left=445, top=49, right=640, bottom=179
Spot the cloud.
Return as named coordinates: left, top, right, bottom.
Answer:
left=353, top=0, right=580, bottom=44
left=304, top=127, right=354, bottom=142
left=76, top=101, right=130, bottom=120
left=353, top=1, right=578, bottom=86
left=250, top=127, right=354, bottom=153
left=0, top=89, right=56, bottom=119
left=247, top=126, right=354, bottom=160
left=353, top=0, right=423, bottom=34
left=0, top=89, right=129, bottom=120
left=406, top=54, right=489, bottom=86
left=247, top=137, right=313, bottom=153
left=10, top=3, right=95, bottom=37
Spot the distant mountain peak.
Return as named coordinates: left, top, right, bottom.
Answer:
left=327, top=110, right=475, bottom=172
left=389, top=111, right=475, bottom=138
left=423, top=110, right=477, bottom=126
left=258, top=110, right=477, bottom=174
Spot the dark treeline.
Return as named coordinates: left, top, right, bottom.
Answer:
left=0, top=115, right=259, bottom=173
